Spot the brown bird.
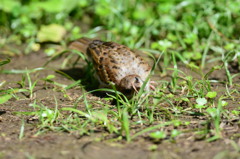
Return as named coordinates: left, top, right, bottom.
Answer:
left=69, top=37, right=153, bottom=97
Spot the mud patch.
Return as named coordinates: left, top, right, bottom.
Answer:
left=0, top=52, right=239, bottom=159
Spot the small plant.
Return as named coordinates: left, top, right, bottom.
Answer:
left=29, top=98, right=59, bottom=128
left=222, top=51, right=240, bottom=87
left=19, top=120, right=25, bottom=140
left=25, top=71, right=38, bottom=99
left=205, top=98, right=227, bottom=142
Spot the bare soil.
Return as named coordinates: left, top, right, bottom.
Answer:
left=0, top=51, right=239, bottom=159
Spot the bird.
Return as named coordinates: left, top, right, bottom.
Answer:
left=69, top=37, right=153, bottom=97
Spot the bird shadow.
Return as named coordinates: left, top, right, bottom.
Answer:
left=58, top=67, right=108, bottom=98
left=58, top=67, right=135, bottom=106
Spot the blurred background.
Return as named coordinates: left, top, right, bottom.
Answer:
left=0, top=0, right=240, bottom=68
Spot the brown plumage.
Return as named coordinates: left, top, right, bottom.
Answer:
left=69, top=37, right=152, bottom=97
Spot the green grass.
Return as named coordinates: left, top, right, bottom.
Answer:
left=0, top=0, right=240, bottom=145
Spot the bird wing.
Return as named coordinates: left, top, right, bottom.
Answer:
left=88, top=41, right=151, bottom=85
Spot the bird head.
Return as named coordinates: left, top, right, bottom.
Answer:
left=118, top=75, right=148, bottom=97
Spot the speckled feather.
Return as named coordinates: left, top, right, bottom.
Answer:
left=70, top=37, right=151, bottom=93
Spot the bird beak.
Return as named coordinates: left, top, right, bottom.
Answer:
left=131, top=82, right=138, bottom=93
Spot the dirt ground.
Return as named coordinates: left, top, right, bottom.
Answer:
left=0, top=51, right=239, bottom=159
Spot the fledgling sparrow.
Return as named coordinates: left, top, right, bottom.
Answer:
left=70, top=37, right=153, bottom=97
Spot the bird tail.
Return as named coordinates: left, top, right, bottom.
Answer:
left=69, top=37, right=93, bottom=54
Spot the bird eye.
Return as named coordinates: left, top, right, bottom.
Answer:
left=135, top=77, right=140, bottom=83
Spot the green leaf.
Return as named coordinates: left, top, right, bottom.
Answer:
left=37, top=24, right=66, bottom=42
left=158, top=40, right=173, bottom=50
left=41, top=109, right=54, bottom=118
left=221, top=101, right=228, bottom=107
left=149, top=131, right=166, bottom=139
left=196, top=98, right=207, bottom=105
left=0, top=59, right=10, bottom=67
left=206, top=108, right=217, bottom=118
left=181, top=97, right=189, bottom=102
left=0, top=94, right=12, bottom=104
left=183, top=33, right=197, bottom=44
left=173, top=120, right=182, bottom=127
left=95, top=3, right=111, bottom=16
left=206, top=91, right=217, bottom=98
left=224, top=43, right=235, bottom=51
left=231, top=110, right=239, bottom=115
left=46, top=75, right=55, bottom=80
left=31, top=0, right=78, bottom=13
left=157, top=3, right=174, bottom=13
left=0, top=0, right=20, bottom=12
left=44, top=48, right=56, bottom=56
left=195, top=104, right=207, bottom=109
left=151, top=40, right=172, bottom=50
left=191, top=52, right=202, bottom=60
left=171, top=129, right=181, bottom=138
